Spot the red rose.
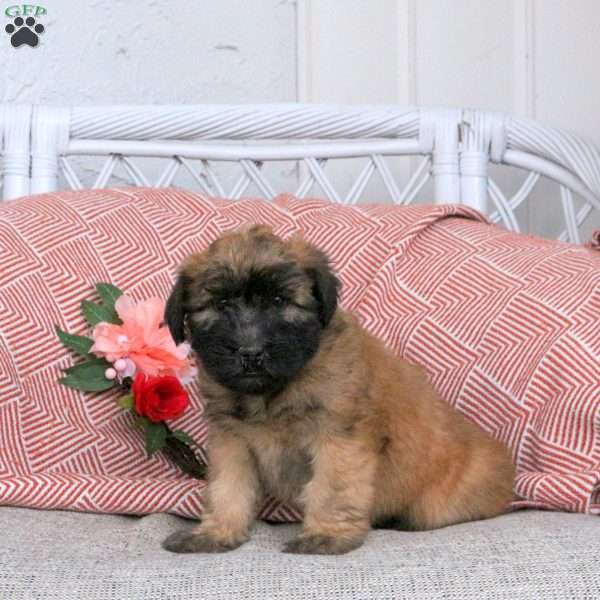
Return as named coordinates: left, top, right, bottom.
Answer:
left=132, top=374, right=189, bottom=423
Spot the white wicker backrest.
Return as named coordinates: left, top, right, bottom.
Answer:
left=0, top=105, right=32, bottom=201
left=2, top=104, right=600, bottom=242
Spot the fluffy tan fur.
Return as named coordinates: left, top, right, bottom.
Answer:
left=163, top=227, right=515, bottom=555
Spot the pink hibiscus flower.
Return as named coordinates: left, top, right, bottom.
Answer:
left=90, top=295, right=196, bottom=383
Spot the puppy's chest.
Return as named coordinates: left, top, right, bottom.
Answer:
left=242, top=423, right=314, bottom=504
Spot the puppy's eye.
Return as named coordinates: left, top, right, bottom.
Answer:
left=273, top=296, right=285, bottom=306
left=217, top=299, right=230, bottom=311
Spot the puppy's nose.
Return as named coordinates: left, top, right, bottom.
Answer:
left=239, top=347, right=265, bottom=372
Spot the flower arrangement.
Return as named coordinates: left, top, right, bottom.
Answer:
left=56, top=283, right=206, bottom=479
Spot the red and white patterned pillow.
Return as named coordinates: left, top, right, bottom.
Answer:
left=1, top=187, right=599, bottom=518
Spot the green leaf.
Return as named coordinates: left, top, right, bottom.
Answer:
left=145, top=422, right=168, bottom=456
left=58, top=374, right=115, bottom=392
left=81, top=300, right=119, bottom=326
left=63, top=357, right=109, bottom=377
left=60, top=358, right=114, bottom=392
left=96, top=283, right=123, bottom=313
left=116, top=393, right=134, bottom=411
left=55, top=326, right=94, bottom=356
left=170, top=430, right=194, bottom=445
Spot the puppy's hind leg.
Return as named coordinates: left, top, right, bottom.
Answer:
left=408, top=440, right=515, bottom=531
left=163, top=429, right=261, bottom=553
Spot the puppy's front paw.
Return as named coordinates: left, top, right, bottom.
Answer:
left=283, top=533, right=364, bottom=555
left=162, top=529, right=244, bottom=553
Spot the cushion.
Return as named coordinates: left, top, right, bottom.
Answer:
left=1, top=187, right=599, bottom=518
left=1, top=506, right=599, bottom=599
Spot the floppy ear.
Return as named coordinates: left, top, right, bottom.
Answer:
left=307, top=259, right=340, bottom=327
left=289, top=235, right=340, bottom=327
left=164, top=276, right=187, bottom=344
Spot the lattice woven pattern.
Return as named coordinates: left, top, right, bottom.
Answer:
left=58, top=153, right=432, bottom=208
left=1, top=188, right=599, bottom=518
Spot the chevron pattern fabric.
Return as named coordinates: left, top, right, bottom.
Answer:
left=1, top=188, right=599, bottom=519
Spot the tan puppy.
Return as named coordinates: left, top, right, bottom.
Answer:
left=162, top=225, right=515, bottom=555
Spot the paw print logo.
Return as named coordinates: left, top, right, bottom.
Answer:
left=5, top=16, right=45, bottom=48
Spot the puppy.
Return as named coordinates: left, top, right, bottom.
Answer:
left=162, top=225, right=515, bottom=555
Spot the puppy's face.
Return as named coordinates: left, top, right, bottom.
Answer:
left=165, top=226, right=339, bottom=395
